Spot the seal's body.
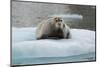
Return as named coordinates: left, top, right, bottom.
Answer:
left=36, top=17, right=71, bottom=40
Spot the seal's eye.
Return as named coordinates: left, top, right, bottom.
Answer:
left=55, top=19, right=58, bottom=22
left=55, top=19, right=62, bottom=22
left=54, top=17, right=62, bottom=22
left=60, top=19, right=62, bottom=22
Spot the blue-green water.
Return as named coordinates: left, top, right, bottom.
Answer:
left=12, top=52, right=95, bottom=66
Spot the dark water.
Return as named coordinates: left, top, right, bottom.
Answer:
left=11, top=1, right=96, bottom=31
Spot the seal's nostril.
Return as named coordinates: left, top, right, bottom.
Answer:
left=58, top=23, right=61, bottom=26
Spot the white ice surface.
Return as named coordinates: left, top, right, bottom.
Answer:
left=50, top=14, right=83, bottom=20
left=12, top=27, right=95, bottom=58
